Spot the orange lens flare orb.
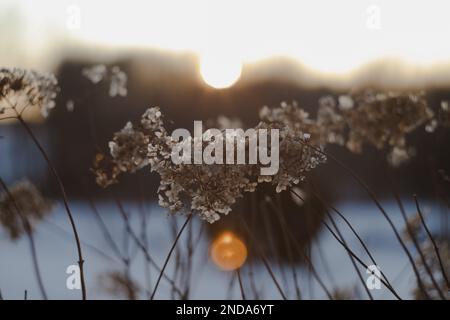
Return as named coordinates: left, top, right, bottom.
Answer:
left=210, top=231, right=247, bottom=271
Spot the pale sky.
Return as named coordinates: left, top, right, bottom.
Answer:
left=2, top=0, right=450, bottom=87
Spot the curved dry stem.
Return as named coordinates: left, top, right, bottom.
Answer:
left=414, top=195, right=450, bottom=292
left=298, top=139, right=432, bottom=299
left=236, top=268, right=246, bottom=300
left=16, top=115, right=87, bottom=299
left=150, top=213, right=192, bottom=300
left=303, top=184, right=402, bottom=299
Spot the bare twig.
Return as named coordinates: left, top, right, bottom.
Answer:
left=414, top=195, right=450, bottom=291
left=113, top=198, right=184, bottom=297
left=298, top=140, right=428, bottom=299
left=150, top=213, right=192, bottom=300
left=16, top=114, right=87, bottom=299
left=238, top=215, right=289, bottom=300
left=236, top=268, right=246, bottom=300
left=303, top=184, right=401, bottom=299
left=393, top=192, right=445, bottom=299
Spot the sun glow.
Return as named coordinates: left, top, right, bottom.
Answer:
left=199, top=54, right=242, bottom=89
left=210, top=231, right=247, bottom=271
left=4, top=0, right=450, bottom=85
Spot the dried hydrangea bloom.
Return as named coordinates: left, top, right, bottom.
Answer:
left=155, top=130, right=260, bottom=223
left=338, top=95, right=354, bottom=110
left=108, top=122, right=150, bottom=173
left=0, top=180, right=53, bottom=240
left=344, top=91, right=433, bottom=153
left=316, top=97, right=346, bottom=145
left=82, top=64, right=128, bottom=97
left=387, top=146, right=416, bottom=167
left=109, top=66, right=128, bottom=97
left=0, top=68, right=59, bottom=118
left=95, top=89, right=435, bottom=222
left=256, top=120, right=326, bottom=193
left=82, top=64, right=107, bottom=84
left=95, top=105, right=326, bottom=223
left=259, top=99, right=345, bottom=146
left=158, top=164, right=258, bottom=223
left=92, top=107, right=168, bottom=187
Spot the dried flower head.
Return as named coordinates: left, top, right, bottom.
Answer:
left=95, top=105, right=326, bottom=223
left=387, top=146, right=416, bottom=167
left=82, top=64, right=107, bottom=84
left=94, top=89, right=437, bottom=222
left=109, top=66, right=128, bottom=97
left=0, top=68, right=59, bottom=118
left=344, top=91, right=432, bottom=153
left=0, top=180, right=53, bottom=240
left=82, top=64, right=128, bottom=97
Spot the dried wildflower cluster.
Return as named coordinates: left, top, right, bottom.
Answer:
left=94, top=90, right=438, bottom=222
left=0, top=68, right=59, bottom=118
left=323, top=92, right=432, bottom=166
left=343, top=91, right=432, bottom=153
left=82, top=64, right=128, bottom=97
left=94, top=106, right=326, bottom=223
left=260, top=91, right=433, bottom=167
left=0, top=181, right=53, bottom=240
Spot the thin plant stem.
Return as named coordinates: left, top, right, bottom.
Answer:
left=16, top=115, right=87, bottom=299
left=298, top=140, right=430, bottom=299
left=113, top=198, right=184, bottom=297
left=414, top=194, right=450, bottom=291
left=150, top=213, right=192, bottom=300
left=265, top=197, right=302, bottom=299
left=290, top=188, right=401, bottom=299
left=325, top=208, right=374, bottom=300
left=394, top=193, right=445, bottom=299
left=322, top=218, right=395, bottom=292
left=236, top=268, right=246, bottom=300
left=304, top=184, right=401, bottom=299
left=238, top=215, right=289, bottom=300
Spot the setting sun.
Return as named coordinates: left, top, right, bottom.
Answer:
left=199, top=54, right=242, bottom=89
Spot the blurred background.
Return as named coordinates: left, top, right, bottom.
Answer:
left=0, top=0, right=449, bottom=299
